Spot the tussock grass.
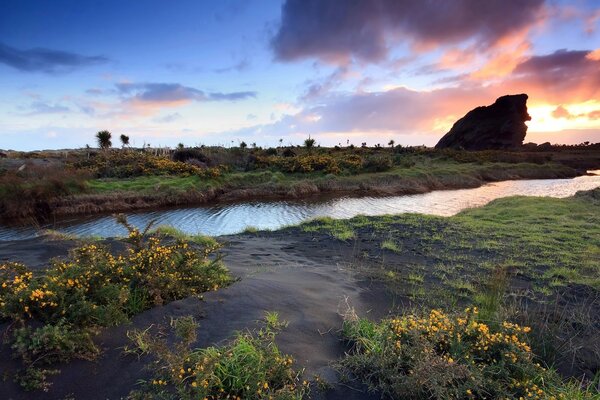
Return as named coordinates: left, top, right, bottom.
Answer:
left=128, top=313, right=307, bottom=400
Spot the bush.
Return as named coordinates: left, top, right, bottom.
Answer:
left=128, top=313, right=307, bottom=400
left=172, top=148, right=210, bottom=164
left=363, top=154, right=393, bottom=172
left=340, top=308, right=594, bottom=399
left=0, top=164, right=90, bottom=220
left=72, top=151, right=222, bottom=179
left=0, top=217, right=231, bottom=389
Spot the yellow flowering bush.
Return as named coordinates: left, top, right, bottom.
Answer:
left=0, top=218, right=231, bottom=390
left=128, top=314, right=307, bottom=400
left=340, top=308, right=582, bottom=399
left=72, top=151, right=223, bottom=178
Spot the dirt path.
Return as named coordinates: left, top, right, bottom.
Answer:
left=1, top=233, right=400, bottom=400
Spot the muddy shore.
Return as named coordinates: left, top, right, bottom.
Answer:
left=0, top=231, right=396, bottom=400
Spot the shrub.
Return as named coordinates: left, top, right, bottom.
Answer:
left=363, top=154, right=393, bottom=172
left=340, top=308, right=593, bottom=399
left=0, top=217, right=231, bottom=390
left=172, top=148, right=210, bottom=164
left=0, top=164, right=90, bottom=220
left=128, top=313, right=307, bottom=400
left=72, top=151, right=221, bottom=178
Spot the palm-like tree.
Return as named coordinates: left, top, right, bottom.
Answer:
left=120, top=134, right=130, bottom=148
left=96, top=130, right=112, bottom=150
left=388, top=139, right=395, bottom=148
left=304, top=136, right=315, bottom=150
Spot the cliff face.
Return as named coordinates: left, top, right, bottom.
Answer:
left=435, top=94, right=531, bottom=150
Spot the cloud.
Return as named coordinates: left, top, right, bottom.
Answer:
left=552, top=105, right=600, bottom=121
left=271, top=0, right=545, bottom=64
left=22, top=101, right=71, bottom=115
left=0, top=42, right=108, bottom=73
left=509, top=49, right=600, bottom=103
left=552, top=105, right=574, bottom=119
left=214, top=58, right=250, bottom=73
left=116, top=82, right=256, bottom=105
left=154, top=113, right=182, bottom=123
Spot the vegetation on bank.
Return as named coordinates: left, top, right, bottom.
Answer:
left=0, top=217, right=231, bottom=390
left=300, top=188, right=600, bottom=387
left=2, top=141, right=595, bottom=220
left=340, top=308, right=597, bottom=399
left=128, top=313, right=307, bottom=400
left=302, top=188, right=600, bottom=293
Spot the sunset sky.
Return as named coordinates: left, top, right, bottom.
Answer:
left=1, top=0, right=599, bottom=150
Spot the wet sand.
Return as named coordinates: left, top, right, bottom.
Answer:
left=1, top=232, right=398, bottom=400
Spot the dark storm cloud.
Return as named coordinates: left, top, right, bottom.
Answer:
left=0, top=42, right=108, bottom=73
left=514, top=49, right=592, bottom=74
left=272, top=0, right=545, bottom=63
left=115, top=83, right=256, bottom=103
left=510, top=49, right=600, bottom=102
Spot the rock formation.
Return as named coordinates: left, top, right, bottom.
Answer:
left=435, top=94, right=531, bottom=150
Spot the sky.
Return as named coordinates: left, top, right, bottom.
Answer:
left=1, top=0, right=599, bottom=150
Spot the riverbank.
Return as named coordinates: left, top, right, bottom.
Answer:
left=1, top=188, right=598, bottom=399
left=3, top=146, right=599, bottom=222
left=4, top=160, right=582, bottom=221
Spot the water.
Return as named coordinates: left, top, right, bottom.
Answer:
left=1, top=172, right=599, bottom=241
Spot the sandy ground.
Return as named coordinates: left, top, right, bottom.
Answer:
left=1, top=232, right=400, bottom=400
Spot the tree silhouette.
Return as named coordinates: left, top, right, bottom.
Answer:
left=120, top=134, right=130, bottom=148
left=96, top=130, right=112, bottom=150
left=388, top=139, right=395, bottom=148
left=240, top=141, right=247, bottom=149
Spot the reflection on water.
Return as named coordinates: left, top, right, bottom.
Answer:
left=1, top=172, right=599, bottom=241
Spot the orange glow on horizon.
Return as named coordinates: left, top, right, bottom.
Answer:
left=527, top=101, right=600, bottom=132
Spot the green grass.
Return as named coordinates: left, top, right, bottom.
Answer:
left=381, top=239, right=401, bottom=253
left=152, top=225, right=219, bottom=248
left=301, top=188, right=600, bottom=293
left=84, top=159, right=575, bottom=197
left=128, top=314, right=307, bottom=400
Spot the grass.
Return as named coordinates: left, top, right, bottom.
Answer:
left=301, top=188, right=600, bottom=293
left=152, top=225, right=219, bottom=248
left=128, top=313, right=307, bottom=400
left=381, top=239, right=401, bottom=253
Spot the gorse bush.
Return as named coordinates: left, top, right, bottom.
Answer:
left=255, top=153, right=374, bottom=175
left=128, top=313, right=307, bottom=400
left=340, top=308, right=594, bottom=399
left=0, top=217, right=231, bottom=390
left=73, top=151, right=223, bottom=178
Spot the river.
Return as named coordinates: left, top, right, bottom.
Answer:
left=1, top=172, right=599, bottom=241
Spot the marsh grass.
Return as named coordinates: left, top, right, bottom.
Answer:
left=381, top=239, right=401, bottom=253
left=152, top=225, right=219, bottom=248
left=128, top=313, right=307, bottom=400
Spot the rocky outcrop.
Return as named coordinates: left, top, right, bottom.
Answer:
left=435, top=94, right=531, bottom=150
